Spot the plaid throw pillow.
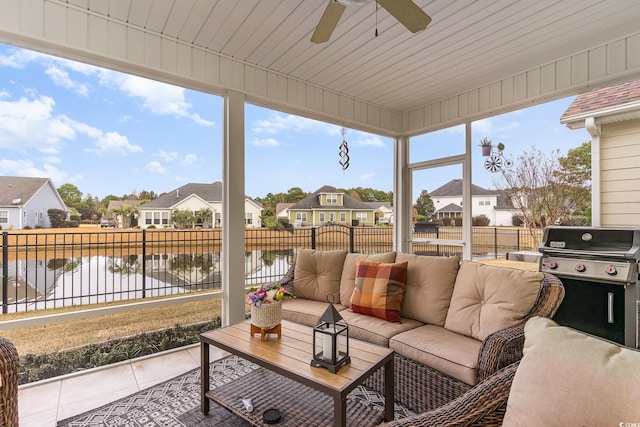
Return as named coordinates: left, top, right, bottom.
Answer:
left=350, top=259, right=408, bottom=323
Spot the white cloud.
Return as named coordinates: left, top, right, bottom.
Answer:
left=252, top=113, right=338, bottom=135
left=473, top=118, right=494, bottom=136
left=0, top=95, right=75, bottom=154
left=45, top=66, right=89, bottom=97
left=156, top=150, right=179, bottom=161
left=251, top=137, right=281, bottom=147
left=0, top=158, right=69, bottom=183
left=146, top=161, right=167, bottom=174
left=352, top=135, right=385, bottom=147
left=108, top=74, right=214, bottom=127
left=179, top=154, right=199, bottom=166
left=359, top=173, right=375, bottom=184
left=86, top=132, right=143, bottom=155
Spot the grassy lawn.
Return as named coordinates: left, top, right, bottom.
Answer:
left=1, top=297, right=225, bottom=355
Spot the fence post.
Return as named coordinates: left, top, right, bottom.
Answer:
left=142, top=229, right=146, bottom=299
left=349, top=227, right=355, bottom=253
left=2, top=232, right=7, bottom=314
left=494, top=227, right=498, bottom=259
left=311, top=227, right=316, bottom=249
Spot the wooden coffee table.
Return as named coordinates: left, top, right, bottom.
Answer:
left=201, top=320, right=394, bottom=427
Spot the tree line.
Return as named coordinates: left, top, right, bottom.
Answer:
left=54, top=140, right=590, bottom=231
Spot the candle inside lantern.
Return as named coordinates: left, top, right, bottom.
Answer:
left=322, top=334, right=332, bottom=360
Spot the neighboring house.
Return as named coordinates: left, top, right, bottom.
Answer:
left=0, top=176, right=67, bottom=229
left=364, top=201, right=394, bottom=224
left=430, top=179, right=517, bottom=226
left=138, top=182, right=263, bottom=229
left=106, top=200, right=143, bottom=228
left=275, top=203, right=295, bottom=221
left=560, top=79, right=640, bottom=227
left=287, top=185, right=377, bottom=227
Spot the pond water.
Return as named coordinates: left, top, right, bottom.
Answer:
left=1, top=249, right=295, bottom=312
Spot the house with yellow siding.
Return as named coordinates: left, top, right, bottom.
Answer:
left=287, top=185, right=376, bottom=227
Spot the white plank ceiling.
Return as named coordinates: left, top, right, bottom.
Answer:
left=54, top=0, right=640, bottom=116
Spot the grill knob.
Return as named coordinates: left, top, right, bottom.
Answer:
left=606, top=266, right=618, bottom=276
left=575, top=264, right=587, bottom=273
left=547, top=261, right=558, bottom=269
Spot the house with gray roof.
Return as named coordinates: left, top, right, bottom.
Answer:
left=0, top=176, right=67, bottom=229
left=287, top=185, right=377, bottom=227
left=430, top=179, right=516, bottom=226
left=138, top=182, right=262, bottom=229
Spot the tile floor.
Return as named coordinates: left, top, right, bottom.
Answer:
left=18, top=343, right=229, bottom=427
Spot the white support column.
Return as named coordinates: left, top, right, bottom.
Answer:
left=394, top=135, right=410, bottom=253
left=462, top=122, right=472, bottom=260
left=585, top=117, right=601, bottom=227
left=222, top=91, right=246, bottom=326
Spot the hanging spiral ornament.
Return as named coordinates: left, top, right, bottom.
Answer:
left=339, top=128, right=349, bottom=171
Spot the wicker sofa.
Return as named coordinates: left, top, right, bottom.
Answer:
left=382, top=316, right=640, bottom=426
left=280, top=249, right=564, bottom=413
left=0, top=336, right=19, bottom=427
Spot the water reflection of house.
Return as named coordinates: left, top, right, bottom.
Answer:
left=0, top=176, right=67, bottom=229
left=138, top=182, right=263, bottom=229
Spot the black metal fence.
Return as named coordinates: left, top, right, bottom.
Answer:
left=1, top=226, right=542, bottom=313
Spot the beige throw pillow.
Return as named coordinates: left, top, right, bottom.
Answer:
left=293, top=249, right=347, bottom=303
left=396, top=253, right=460, bottom=326
left=444, top=261, right=542, bottom=341
left=503, top=317, right=640, bottom=426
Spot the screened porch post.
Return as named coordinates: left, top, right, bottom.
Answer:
left=394, top=135, right=410, bottom=253
left=222, top=90, right=247, bottom=326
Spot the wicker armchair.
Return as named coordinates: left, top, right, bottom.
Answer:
left=382, top=361, right=519, bottom=426
left=0, top=336, right=19, bottom=426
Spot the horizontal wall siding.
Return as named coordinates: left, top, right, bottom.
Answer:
left=0, top=0, right=403, bottom=135
left=404, top=33, right=640, bottom=136
left=600, top=119, right=640, bottom=227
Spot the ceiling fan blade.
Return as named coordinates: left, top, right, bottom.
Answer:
left=377, top=0, right=431, bottom=33
left=311, top=1, right=347, bottom=44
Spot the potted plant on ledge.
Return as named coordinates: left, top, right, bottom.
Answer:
left=479, top=137, right=492, bottom=156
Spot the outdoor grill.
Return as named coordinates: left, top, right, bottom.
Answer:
left=539, top=226, right=640, bottom=348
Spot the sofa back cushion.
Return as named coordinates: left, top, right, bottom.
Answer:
left=503, top=317, right=640, bottom=426
left=444, top=261, right=542, bottom=341
left=396, top=253, right=460, bottom=326
left=293, top=249, right=348, bottom=303
left=340, top=252, right=396, bottom=305
left=350, top=259, right=408, bottom=323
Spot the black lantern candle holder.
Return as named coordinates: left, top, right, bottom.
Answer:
left=311, top=296, right=350, bottom=374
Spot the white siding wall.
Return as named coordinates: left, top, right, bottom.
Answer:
left=600, top=119, right=640, bottom=226
left=23, top=184, right=64, bottom=228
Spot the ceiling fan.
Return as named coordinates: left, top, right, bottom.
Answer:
left=311, top=0, right=431, bottom=44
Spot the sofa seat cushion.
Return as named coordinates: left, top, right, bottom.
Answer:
left=340, top=252, right=396, bottom=305
left=350, top=259, right=408, bottom=323
left=339, top=310, right=423, bottom=347
left=293, top=249, right=348, bottom=303
left=504, top=317, right=640, bottom=426
left=390, top=324, right=482, bottom=386
left=444, top=261, right=542, bottom=341
left=282, top=298, right=348, bottom=327
left=395, top=253, right=460, bottom=326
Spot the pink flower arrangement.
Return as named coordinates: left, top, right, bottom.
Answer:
left=246, top=282, right=293, bottom=307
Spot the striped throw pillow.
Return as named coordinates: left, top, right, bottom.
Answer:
left=350, top=259, right=408, bottom=323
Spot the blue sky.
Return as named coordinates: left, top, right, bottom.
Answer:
left=0, top=43, right=590, bottom=201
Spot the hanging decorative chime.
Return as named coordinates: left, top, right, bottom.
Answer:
left=339, top=128, right=349, bottom=171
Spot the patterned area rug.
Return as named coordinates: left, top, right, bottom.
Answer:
left=57, top=355, right=415, bottom=426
